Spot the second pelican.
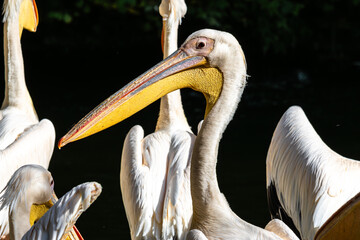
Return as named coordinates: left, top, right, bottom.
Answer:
left=119, top=0, right=193, bottom=239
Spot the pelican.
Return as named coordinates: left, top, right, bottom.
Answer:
left=59, top=29, right=299, bottom=239
left=266, top=106, right=360, bottom=239
left=119, top=0, right=193, bottom=239
left=0, top=164, right=102, bottom=240
left=0, top=0, right=56, bottom=237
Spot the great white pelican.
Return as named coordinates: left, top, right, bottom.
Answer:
left=119, top=0, right=194, bottom=239
left=59, top=29, right=299, bottom=239
left=0, top=164, right=101, bottom=240
left=266, top=106, right=360, bottom=239
left=119, top=0, right=193, bottom=239
left=0, top=0, right=58, bottom=237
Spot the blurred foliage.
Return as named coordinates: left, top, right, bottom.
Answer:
left=38, top=0, right=360, bottom=59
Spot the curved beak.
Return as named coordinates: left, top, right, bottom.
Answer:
left=59, top=47, right=223, bottom=148
left=19, top=0, right=39, bottom=36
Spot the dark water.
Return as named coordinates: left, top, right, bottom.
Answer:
left=1, top=12, right=360, bottom=240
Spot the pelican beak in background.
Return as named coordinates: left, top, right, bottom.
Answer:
left=29, top=196, right=55, bottom=226
left=59, top=37, right=223, bottom=148
left=19, top=0, right=39, bottom=36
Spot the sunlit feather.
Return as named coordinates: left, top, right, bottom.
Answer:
left=0, top=165, right=101, bottom=240
left=0, top=0, right=55, bottom=236
left=266, top=106, right=360, bottom=239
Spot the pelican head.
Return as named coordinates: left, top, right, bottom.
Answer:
left=59, top=29, right=246, bottom=148
left=0, top=165, right=53, bottom=215
left=159, top=0, right=187, bottom=55
left=3, top=0, right=39, bottom=35
left=159, top=0, right=186, bottom=25
left=0, top=165, right=55, bottom=239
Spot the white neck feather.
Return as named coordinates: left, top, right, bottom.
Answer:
left=190, top=39, right=247, bottom=225
left=3, top=0, right=22, bottom=23
left=191, top=70, right=246, bottom=207
left=2, top=17, right=38, bottom=121
left=156, top=0, right=190, bottom=132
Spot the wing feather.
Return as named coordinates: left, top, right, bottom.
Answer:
left=121, top=125, right=170, bottom=239
left=186, top=229, right=208, bottom=240
left=22, top=182, right=101, bottom=239
left=266, top=106, right=360, bottom=239
left=265, top=219, right=299, bottom=240
left=162, top=130, right=194, bottom=239
left=0, top=118, right=55, bottom=237
left=120, top=126, right=194, bottom=239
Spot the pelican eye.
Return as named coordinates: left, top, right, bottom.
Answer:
left=196, top=41, right=206, bottom=49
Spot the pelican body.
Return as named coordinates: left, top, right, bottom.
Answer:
left=0, top=164, right=101, bottom=240
left=266, top=106, right=360, bottom=239
left=0, top=0, right=55, bottom=236
left=59, top=29, right=299, bottom=239
left=119, top=0, right=193, bottom=239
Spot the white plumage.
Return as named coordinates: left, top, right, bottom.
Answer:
left=58, top=28, right=299, bottom=239
left=182, top=29, right=297, bottom=240
left=266, top=105, right=360, bottom=240
left=120, top=0, right=193, bottom=239
left=265, top=219, right=300, bottom=240
left=121, top=126, right=194, bottom=239
left=0, top=0, right=55, bottom=236
left=0, top=164, right=101, bottom=240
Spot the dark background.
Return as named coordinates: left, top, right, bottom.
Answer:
left=1, top=0, right=360, bottom=238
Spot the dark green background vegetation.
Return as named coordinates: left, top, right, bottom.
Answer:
left=38, top=0, right=360, bottom=57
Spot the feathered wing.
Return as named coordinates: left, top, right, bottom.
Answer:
left=265, top=219, right=299, bottom=240
left=186, top=229, right=208, bottom=240
left=120, top=125, right=194, bottom=239
left=314, top=192, right=360, bottom=240
left=22, top=182, right=102, bottom=240
left=120, top=125, right=168, bottom=239
left=0, top=118, right=55, bottom=172
left=0, top=109, right=37, bottom=150
left=266, top=106, right=360, bottom=240
left=161, top=130, right=194, bottom=240
left=0, top=118, right=55, bottom=236
left=0, top=0, right=56, bottom=237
